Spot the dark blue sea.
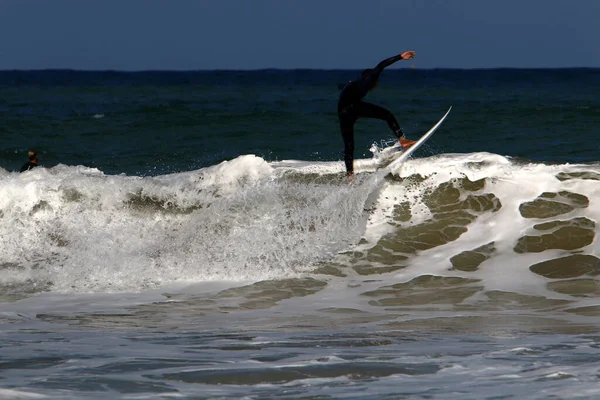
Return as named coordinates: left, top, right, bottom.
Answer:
left=1, top=68, right=600, bottom=399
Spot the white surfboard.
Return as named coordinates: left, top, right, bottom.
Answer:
left=384, top=106, right=452, bottom=173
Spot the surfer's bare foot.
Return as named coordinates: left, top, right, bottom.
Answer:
left=347, top=172, right=354, bottom=183
left=399, top=137, right=416, bottom=149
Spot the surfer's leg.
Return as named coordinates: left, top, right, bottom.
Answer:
left=356, top=102, right=402, bottom=135
left=339, top=114, right=355, bottom=175
left=356, top=102, right=416, bottom=149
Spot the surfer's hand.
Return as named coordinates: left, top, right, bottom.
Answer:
left=347, top=172, right=354, bottom=183
left=401, top=51, right=415, bottom=60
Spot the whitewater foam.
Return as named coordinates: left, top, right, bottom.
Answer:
left=1, top=155, right=373, bottom=292
left=3, top=151, right=600, bottom=301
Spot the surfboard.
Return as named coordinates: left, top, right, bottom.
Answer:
left=384, top=106, right=452, bottom=173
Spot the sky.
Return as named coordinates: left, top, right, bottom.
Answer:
left=1, top=0, right=598, bottom=70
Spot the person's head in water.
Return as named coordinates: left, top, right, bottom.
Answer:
left=361, top=69, right=378, bottom=90
left=20, top=149, right=39, bottom=172
left=28, top=150, right=38, bottom=163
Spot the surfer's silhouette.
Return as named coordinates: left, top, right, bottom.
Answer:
left=338, top=51, right=417, bottom=178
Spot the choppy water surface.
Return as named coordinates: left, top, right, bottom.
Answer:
left=2, top=69, right=600, bottom=398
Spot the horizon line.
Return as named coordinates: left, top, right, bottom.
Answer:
left=0, top=66, right=598, bottom=73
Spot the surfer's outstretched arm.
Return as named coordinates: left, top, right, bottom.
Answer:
left=359, top=51, right=416, bottom=92
left=374, top=51, right=415, bottom=73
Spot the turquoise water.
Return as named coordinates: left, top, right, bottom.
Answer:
left=1, top=68, right=600, bottom=399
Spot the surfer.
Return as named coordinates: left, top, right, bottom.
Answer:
left=20, top=150, right=39, bottom=172
left=338, top=50, right=417, bottom=177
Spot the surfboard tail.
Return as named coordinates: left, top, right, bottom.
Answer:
left=384, top=106, right=452, bottom=173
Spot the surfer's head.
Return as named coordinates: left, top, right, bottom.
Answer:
left=361, top=69, right=378, bottom=90
left=28, top=150, right=38, bottom=162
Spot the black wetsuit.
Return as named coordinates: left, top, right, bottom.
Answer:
left=20, top=161, right=38, bottom=172
left=338, top=54, right=406, bottom=174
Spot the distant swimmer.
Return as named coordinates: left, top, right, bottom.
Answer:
left=338, top=50, right=417, bottom=177
left=20, top=150, right=39, bottom=172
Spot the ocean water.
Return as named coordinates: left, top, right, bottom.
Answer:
left=1, top=68, right=600, bottom=399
